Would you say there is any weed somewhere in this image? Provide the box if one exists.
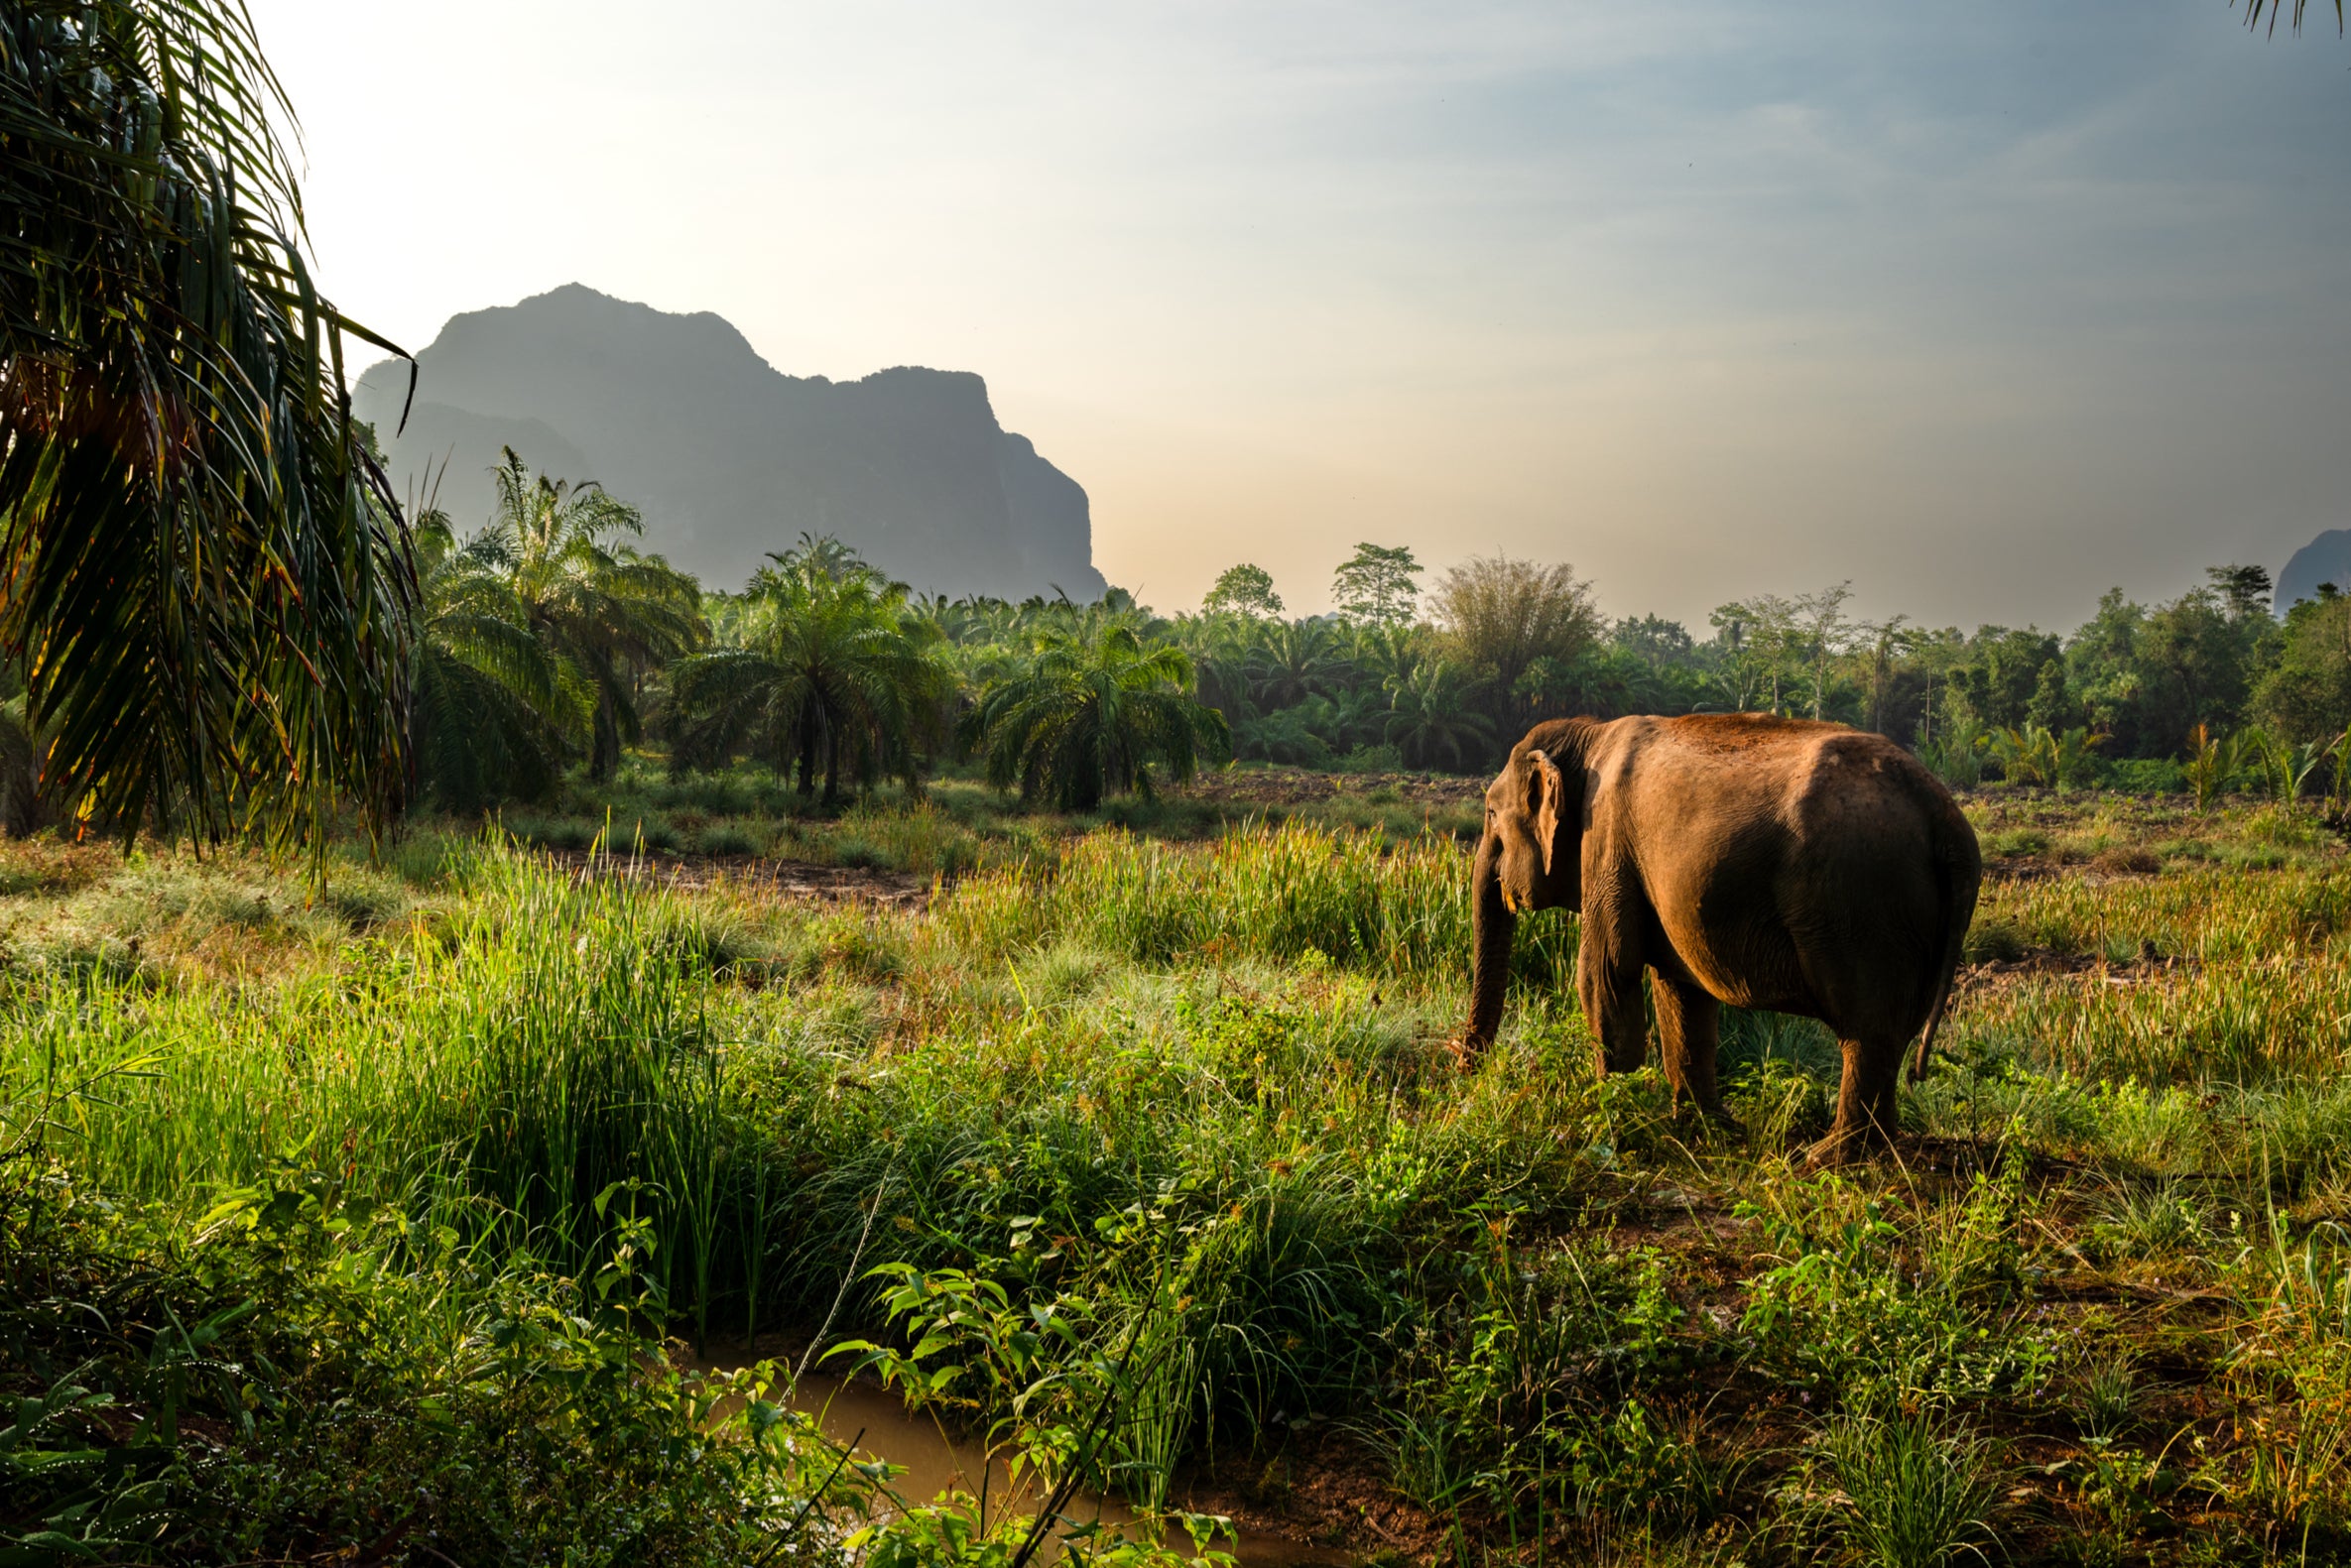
[1793,1403,2003,1568]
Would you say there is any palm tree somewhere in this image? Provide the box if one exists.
[1244,618,1349,710]
[409,509,580,812]
[483,449,702,780]
[0,0,414,847]
[669,538,950,802]
[1386,661,1496,772]
[963,625,1229,810]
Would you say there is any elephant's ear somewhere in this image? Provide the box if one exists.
[1532,750,1571,877]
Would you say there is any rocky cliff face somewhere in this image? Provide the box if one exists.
[2276,529,2351,613]
[352,285,1107,600]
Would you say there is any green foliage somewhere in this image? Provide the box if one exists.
[1200,563,1283,618]
[0,0,414,850]
[0,1161,873,1566]
[1984,723,2102,790]
[1330,543,1423,627]
[1740,1162,2054,1403]
[962,626,1228,810]
[482,448,704,781]
[1430,554,1603,735]
[670,536,950,802]
[410,507,577,811]
[1788,1403,2003,1568]
[2255,585,2351,747]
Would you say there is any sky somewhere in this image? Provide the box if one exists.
[248,1,2351,628]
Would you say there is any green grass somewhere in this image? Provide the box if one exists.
[8,789,2351,1563]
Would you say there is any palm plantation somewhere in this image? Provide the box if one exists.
[484,449,704,780]
[669,538,951,802]
[408,509,576,812]
[962,623,1229,809]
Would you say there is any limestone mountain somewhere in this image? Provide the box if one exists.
[352,285,1106,600]
[2276,528,2351,613]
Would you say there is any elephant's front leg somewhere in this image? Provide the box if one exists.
[1577,888,1648,1077]
[1654,977,1738,1128]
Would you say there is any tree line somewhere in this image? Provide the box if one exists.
[388,443,2351,815]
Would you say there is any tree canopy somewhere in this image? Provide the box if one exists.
[1,0,415,847]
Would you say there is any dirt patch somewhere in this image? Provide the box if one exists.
[1170,1426,1443,1561]
[540,848,930,909]
[1176,768,1486,809]
[1957,945,2198,994]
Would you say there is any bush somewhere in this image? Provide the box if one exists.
[2104,757,2186,795]
[0,1167,858,1567]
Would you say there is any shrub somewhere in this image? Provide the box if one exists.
[1794,1404,2003,1568]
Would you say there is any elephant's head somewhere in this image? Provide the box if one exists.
[1459,721,1592,1058]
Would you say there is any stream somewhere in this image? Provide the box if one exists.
[694,1347,1351,1566]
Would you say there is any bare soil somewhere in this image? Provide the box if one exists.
[1174,768,1486,808]
[542,848,931,909]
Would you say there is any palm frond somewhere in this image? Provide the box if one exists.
[0,0,415,850]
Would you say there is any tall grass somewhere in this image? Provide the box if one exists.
[0,843,766,1340]
[937,820,1574,986]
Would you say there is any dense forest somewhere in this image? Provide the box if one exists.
[381,447,2351,816]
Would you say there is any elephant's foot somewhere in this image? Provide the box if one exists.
[1802,1119,1889,1169]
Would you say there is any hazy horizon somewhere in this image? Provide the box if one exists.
[255,2,2351,630]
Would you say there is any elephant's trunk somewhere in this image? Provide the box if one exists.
[1460,834,1515,1058]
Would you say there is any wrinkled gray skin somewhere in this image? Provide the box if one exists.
[1459,713,1981,1165]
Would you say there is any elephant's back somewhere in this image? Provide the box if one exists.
[1611,716,1966,1025]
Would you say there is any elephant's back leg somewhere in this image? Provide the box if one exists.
[1781,813,1946,1164]
[1806,1031,1906,1165]
[1780,844,1946,1043]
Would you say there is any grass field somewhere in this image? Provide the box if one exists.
[4,782,2350,1565]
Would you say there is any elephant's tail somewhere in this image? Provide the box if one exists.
[1911,802,1983,1083]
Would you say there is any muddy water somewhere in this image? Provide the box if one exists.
[698,1349,1349,1566]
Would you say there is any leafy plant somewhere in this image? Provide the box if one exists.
[0,0,415,849]
[963,626,1229,811]
[1794,1403,2003,1568]
[671,535,949,802]
[2182,723,2259,812]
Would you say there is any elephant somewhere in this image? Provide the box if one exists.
[1458,713,1981,1164]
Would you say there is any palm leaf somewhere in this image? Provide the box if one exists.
[0,0,415,850]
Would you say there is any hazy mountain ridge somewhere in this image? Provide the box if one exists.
[353,285,1107,599]
[2278,529,2351,614]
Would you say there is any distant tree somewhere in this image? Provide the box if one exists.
[1850,616,1916,736]
[484,449,704,779]
[1793,582,1854,721]
[2064,589,2149,752]
[963,625,1229,810]
[0,0,415,847]
[1430,555,1602,739]
[2254,584,2351,746]
[409,509,578,812]
[1946,627,2064,735]
[1244,619,1349,709]
[1709,595,1801,713]
[1611,615,1696,669]
[1203,563,1284,618]
[1331,543,1423,627]
[1385,661,1495,771]
[2136,582,2265,749]
[669,539,948,801]
[2209,563,2276,623]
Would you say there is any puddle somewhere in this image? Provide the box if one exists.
[690,1343,1349,1566]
